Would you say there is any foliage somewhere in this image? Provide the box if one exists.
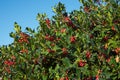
[0,0,120,80]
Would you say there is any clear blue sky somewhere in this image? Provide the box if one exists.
[0,0,81,46]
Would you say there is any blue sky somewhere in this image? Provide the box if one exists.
[0,0,81,46]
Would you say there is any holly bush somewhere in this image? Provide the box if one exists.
[0,0,120,80]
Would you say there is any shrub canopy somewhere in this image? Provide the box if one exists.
[0,0,120,80]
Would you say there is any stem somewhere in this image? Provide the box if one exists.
[80,72,82,80]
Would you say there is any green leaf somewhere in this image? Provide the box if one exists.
[79,0,84,4]
[36,13,46,21]
[52,7,57,13]
[62,57,71,67]
[26,27,35,34]
[3,77,8,80]
[9,32,16,38]
[52,2,66,14]
[14,22,21,33]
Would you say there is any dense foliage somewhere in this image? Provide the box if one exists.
[0,0,120,80]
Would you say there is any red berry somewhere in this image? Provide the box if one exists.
[111,26,116,31]
[65,76,69,80]
[34,58,39,64]
[61,28,66,33]
[60,77,64,80]
[47,48,55,53]
[70,36,76,43]
[64,17,76,29]
[90,34,94,39]
[86,51,91,59]
[11,55,16,60]
[62,48,68,55]
[115,48,120,54]
[67,21,75,28]
[20,49,28,53]
[42,57,47,63]
[60,76,69,80]
[102,21,106,26]
[18,37,29,43]
[4,60,15,66]
[103,36,108,42]
[20,32,29,39]
[64,17,71,22]
[56,38,61,41]
[45,19,50,24]
[51,43,55,47]
[106,58,111,63]
[84,6,90,13]
[45,35,55,41]
[45,35,49,40]
[45,18,51,28]
[49,36,55,41]
[102,53,106,58]
[5,67,11,73]
[83,76,92,80]
[95,75,99,80]
[78,60,86,67]
[47,48,51,53]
